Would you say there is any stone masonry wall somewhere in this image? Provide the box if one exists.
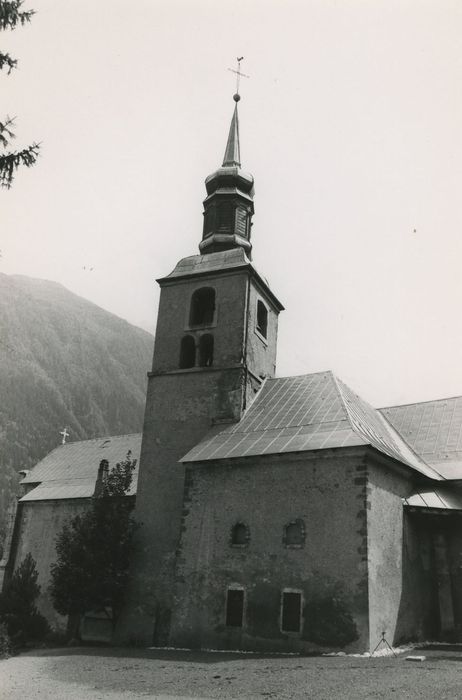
[170,448,370,652]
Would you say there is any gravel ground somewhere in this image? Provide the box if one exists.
[1,646,462,699]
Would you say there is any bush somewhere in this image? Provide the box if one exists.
[0,622,12,659]
[303,595,359,648]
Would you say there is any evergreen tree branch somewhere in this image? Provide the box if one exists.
[0,142,40,188]
[0,50,16,72]
[0,1,34,31]
[0,116,15,147]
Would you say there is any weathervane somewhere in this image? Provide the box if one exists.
[60,427,69,445]
[228,56,250,101]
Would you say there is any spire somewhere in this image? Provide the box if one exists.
[199,61,254,258]
[222,97,241,168]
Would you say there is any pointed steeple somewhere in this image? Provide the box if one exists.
[222,98,241,167]
[199,94,255,258]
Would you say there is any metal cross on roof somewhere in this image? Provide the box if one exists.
[228,57,250,98]
[60,427,70,445]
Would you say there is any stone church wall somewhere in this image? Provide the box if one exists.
[170,447,371,652]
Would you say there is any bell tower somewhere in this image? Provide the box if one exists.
[121,88,284,645]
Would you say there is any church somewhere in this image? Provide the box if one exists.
[3,90,462,653]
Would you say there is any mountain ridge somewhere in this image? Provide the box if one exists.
[0,272,153,542]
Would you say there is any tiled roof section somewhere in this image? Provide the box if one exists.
[381,397,462,479]
[20,433,142,502]
[160,249,251,280]
[404,487,462,510]
[182,372,440,478]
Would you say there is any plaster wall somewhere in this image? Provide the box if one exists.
[366,458,418,648]
[120,367,247,644]
[170,449,370,652]
[446,521,462,633]
[10,499,90,630]
[245,281,278,380]
[152,272,248,372]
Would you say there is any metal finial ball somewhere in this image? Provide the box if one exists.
[233,93,241,102]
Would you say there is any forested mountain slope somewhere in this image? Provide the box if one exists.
[0,273,153,542]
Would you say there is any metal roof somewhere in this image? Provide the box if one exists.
[404,487,462,511]
[222,102,241,167]
[160,249,251,280]
[20,433,142,502]
[157,249,284,311]
[181,372,440,479]
[381,397,462,479]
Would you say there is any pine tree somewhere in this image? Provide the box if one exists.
[0,552,49,644]
[50,453,139,639]
[0,1,39,188]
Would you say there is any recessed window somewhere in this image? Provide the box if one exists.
[231,522,250,547]
[198,334,214,367]
[226,587,245,627]
[179,335,195,369]
[256,300,268,338]
[281,590,302,634]
[283,519,305,548]
[190,287,215,327]
[217,202,233,233]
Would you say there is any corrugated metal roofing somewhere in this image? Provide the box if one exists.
[404,487,462,510]
[20,433,142,502]
[181,372,440,479]
[381,397,462,479]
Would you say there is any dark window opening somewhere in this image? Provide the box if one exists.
[190,287,215,327]
[198,334,214,367]
[283,519,305,547]
[217,202,234,233]
[203,207,216,237]
[281,591,302,633]
[179,335,196,369]
[256,300,268,338]
[226,588,244,627]
[231,522,249,546]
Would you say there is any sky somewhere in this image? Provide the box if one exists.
[2,0,462,407]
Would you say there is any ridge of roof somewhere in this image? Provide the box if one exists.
[381,395,462,410]
[332,375,442,480]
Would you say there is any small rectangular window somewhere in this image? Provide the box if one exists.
[226,588,244,627]
[281,591,302,633]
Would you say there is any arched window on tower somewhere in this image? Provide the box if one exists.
[179,335,196,369]
[198,334,214,367]
[190,287,215,327]
[256,300,268,338]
